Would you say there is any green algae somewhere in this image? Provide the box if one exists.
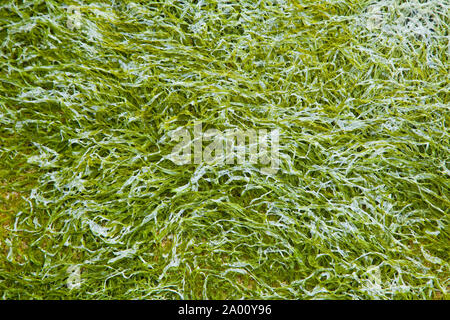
[0,0,448,299]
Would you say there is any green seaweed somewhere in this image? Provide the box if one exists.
[0,0,448,299]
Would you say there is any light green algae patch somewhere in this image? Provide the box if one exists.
[0,0,448,299]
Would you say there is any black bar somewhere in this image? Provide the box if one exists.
[0,300,445,319]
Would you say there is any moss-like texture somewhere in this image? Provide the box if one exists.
[0,0,448,299]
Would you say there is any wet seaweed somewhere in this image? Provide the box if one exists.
[0,0,448,299]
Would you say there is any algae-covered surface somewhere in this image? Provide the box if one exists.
[0,0,449,299]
